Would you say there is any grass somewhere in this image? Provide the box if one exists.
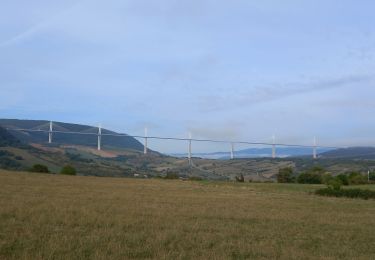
[0,170,375,259]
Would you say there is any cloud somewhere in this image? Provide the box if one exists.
[0,1,84,48]
[0,24,43,48]
[186,120,245,140]
[197,74,373,112]
[316,100,375,109]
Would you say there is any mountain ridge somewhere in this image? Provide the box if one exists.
[0,119,144,151]
[171,147,333,159]
[319,147,375,159]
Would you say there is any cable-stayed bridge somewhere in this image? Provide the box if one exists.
[5,121,345,165]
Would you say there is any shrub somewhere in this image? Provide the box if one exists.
[327,179,342,191]
[60,165,77,175]
[297,172,322,184]
[29,164,50,173]
[310,166,325,173]
[189,176,203,181]
[277,167,295,183]
[164,172,179,179]
[369,171,375,181]
[315,188,375,200]
[348,172,367,185]
[321,173,334,184]
[336,174,349,185]
[235,174,244,182]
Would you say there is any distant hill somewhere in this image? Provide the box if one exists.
[320,147,375,159]
[0,119,144,151]
[172,147,333,159]
[0,126,21,147]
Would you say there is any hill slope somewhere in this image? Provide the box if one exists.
[320,147,375,159]
[0,119,144,151]
[175,147,333,159]
[0,126,21,147]
[1,119,375,180]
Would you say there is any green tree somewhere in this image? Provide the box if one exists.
[327,179,342,191]
[336,174,349,185]
[321,173,334,184]
[60,165,77,175]
[369,171,375,181]
[277,167,294,183]
[310,166,325,173]
[297,172,322,184]
[348,172,366,185]
[164,172,179,179]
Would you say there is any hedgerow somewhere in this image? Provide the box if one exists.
[315,188,375,200]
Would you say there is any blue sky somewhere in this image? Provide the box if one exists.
[1,0,374,153]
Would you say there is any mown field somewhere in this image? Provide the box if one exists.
[0,170,374,259]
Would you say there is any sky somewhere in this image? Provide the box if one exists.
[0,0,375,153]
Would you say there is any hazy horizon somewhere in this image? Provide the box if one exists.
[1,0,374,153]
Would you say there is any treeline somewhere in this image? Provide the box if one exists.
[277,166,374,185]
[29,164,77,175]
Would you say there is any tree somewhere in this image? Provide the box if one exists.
[297,166,327,184]
[164,172,179,179]
[60,165,77,175]
[277,167,294,183]
[235,174,245,182]
[321,173,334,184]
[29,164,50,173]
[310,166,325,173]
[336,174,349,185]
[327,179,342,191]
[297,172,322,184]
[369,171,375,181]
[348,172,366,185]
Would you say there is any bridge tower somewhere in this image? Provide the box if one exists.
[144,127,148,155]
[97,124,102,151]
[272,134,276,159]
[48,121,53,144]
[188,132,192,166]
[230,142,234,160]
[313,136,317,159]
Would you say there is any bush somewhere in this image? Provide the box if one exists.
[235,174,244,182]
[277,167,295,183]
[29,164,50,173]
[348,172,367,185]
[327,179,342,191]
[315,188,375,200]
[321,173,334,184]
[296,166,328,184]
[369,171,375,181]
[60,165,77,175]
[164,172,179,179]
[336,174,349,185]
[297,172,322,184]
[310,166,325,174]
[189,176,203,181]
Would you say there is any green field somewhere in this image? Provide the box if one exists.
[1,170,374,259]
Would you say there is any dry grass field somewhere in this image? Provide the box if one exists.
[1,170,375,259]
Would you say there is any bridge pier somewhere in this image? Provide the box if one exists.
[144,127,148,155]
[48,121,53,144]
[97,124,102,151]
